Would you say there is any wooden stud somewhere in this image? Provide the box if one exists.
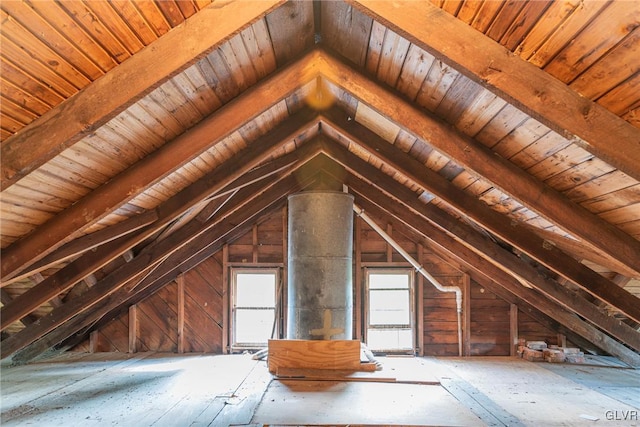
[89,331,98,353]
[462,274,471,357]
[222,244,230,354]
[252,224,259,263]
[177,275,185,354]
[416,244,425,356]
[510,303,518,357]
[128,304,137,353]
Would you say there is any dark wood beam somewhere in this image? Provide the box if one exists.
[0,123,323,330]
[2,211,159,286]
[316,143,640,355]
[384,210,603,357]
[319,108,640,323]
[1,49,321,280]
[1,160,310,360]
[0,0,285,188]
[346,179,640,367]
[315,50,640,277]
[349,0,640,182]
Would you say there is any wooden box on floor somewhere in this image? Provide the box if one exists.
[267,339,362,374]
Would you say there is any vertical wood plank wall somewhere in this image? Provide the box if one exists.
[84,209,564,357]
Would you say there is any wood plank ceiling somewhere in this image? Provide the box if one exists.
[1,0,639,364]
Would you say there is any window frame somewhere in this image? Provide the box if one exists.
[364,268,415,353]
[230,267,279,351]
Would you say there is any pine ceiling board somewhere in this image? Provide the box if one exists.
[599,204,640,228]
[620,219,640,238]
[499,0,552,52]
[396,44,437,102]
[155,0,188,27]
[525,144,594,182]
[597,72,640,119]
[515,0,581,61]
[581,184,640,215]
[544,156,615,193]
[242,19,278,80]
[486,0,528,43]
[491,117,551,160]
[414,58,459,113]
[53,1,134,64]
[564,170,638,205]
[0,75,52,122]
[108,1,160,45]
[375,27,411,88]
[203,49,242,103]
[0,59,64,111]
[135,96,185,141]
[544,2,640,85]
[265,0,314,67]
[469,0,503,33]
[509,131,571,171]
[435,75,485,125]
[570,29,640,100]
[473,104,529,149]
[222,36,260,89]
[0,35,80,98]
[0,105,31,134]
[527,1,606,68]
[82,1,147,56]
[321,0,373,67]
[454,88,508,138]
[181,65,224,112]
[365,20,386,76]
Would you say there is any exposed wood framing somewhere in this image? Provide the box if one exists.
[177,275,185,354]
[1,0,285,188]
[349,0,640,182]
[319,108,640,322]
[314,54,640,277]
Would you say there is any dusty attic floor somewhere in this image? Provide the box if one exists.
[1,352,638,426]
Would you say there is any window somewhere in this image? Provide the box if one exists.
[231,269,278,349]
[366,269,414,352]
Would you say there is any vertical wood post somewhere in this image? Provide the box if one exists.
[177,275,185,354]
[354,215,362,341]
[89,331,98,353]
[510,303,518,357]
[417,244,425,356]
[558,333,567,348]
[282,206,288,338]
[252,224,259,263]
[222,244,230,354]
[463,274,471,356]
[128,304,137,353]
[386,223,393,262]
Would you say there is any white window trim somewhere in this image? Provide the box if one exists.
[230,267,279,351]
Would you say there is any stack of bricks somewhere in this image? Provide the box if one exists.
[517,340,584,364]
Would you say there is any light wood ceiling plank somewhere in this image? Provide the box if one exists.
[349,0,640,182]
[1,0,285,189]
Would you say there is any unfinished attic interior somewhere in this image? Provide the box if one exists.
[1,0,639,425]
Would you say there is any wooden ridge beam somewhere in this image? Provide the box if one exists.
[0,125,322,331]
[319,108,640,323]
[316,142,640,354]
[314,50,640,278]
[346,178,640,367]
[348,0,640,183]
[1,0,285,188]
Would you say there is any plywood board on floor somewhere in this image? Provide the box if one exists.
[252,380,484,426]
[437,357,640,425]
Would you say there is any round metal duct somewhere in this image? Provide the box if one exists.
[287,191,354,340]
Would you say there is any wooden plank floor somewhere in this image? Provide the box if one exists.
[1,353,638,426]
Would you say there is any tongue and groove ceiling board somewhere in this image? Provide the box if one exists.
[0,0,638,363]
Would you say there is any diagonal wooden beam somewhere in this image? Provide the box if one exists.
[1,92,319,280]
[317,142,640,354]
[1,160,307,360]
[0,128,323,331]
[313,51,640,278]
[357,196,640,367]
[0,0,285,188]
[319,107,640,323]
[2,211,159,286]
[348,0,640,182]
